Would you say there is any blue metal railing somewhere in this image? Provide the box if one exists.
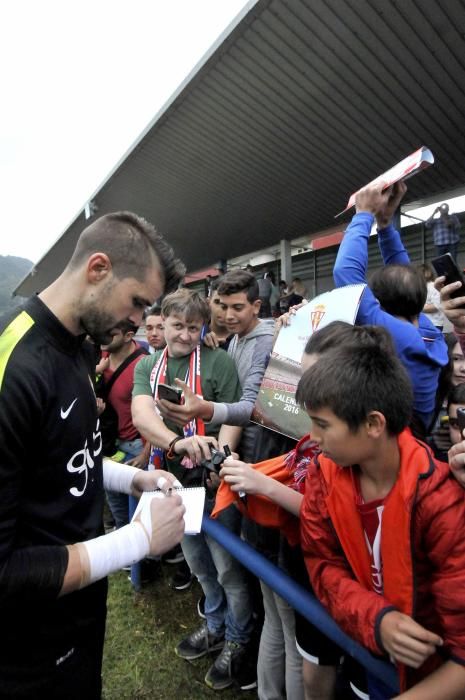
[202,515,399,695]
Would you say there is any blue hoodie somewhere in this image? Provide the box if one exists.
[334,212,448,429]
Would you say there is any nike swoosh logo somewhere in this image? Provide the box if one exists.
[61,398,78,419]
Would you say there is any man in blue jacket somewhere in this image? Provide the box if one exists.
[333,181,448,436]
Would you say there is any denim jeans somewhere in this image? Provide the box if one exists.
[106,438,144,529]
[181,503,253,645]
[257,581,304,700]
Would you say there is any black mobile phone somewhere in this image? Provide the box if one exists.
[457,407,465,435]
[158,384,183,404]
[431,254,465,304]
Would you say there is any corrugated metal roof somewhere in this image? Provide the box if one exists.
[16,0,465,295]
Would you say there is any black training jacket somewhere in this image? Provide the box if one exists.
[0,295,106,671]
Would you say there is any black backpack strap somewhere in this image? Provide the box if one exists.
[102,346,148,398]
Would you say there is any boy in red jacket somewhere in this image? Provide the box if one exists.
[298,326,465,699]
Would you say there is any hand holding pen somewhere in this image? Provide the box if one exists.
[219,456,270,504]
[222,446,246,503]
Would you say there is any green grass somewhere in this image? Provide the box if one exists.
[102,565,251,699]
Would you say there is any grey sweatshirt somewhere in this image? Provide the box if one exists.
[211,318,274,426]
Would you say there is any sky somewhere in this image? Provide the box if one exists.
[0,0,250,263]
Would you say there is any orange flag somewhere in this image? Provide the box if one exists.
[212,435,318,546]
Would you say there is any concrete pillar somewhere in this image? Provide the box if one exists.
[217,259,227,275]
[280,239,292,285]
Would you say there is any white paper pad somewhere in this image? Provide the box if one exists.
[132,487,206,535]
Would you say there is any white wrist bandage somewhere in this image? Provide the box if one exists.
[82,522,150,585]
[103,458,138,494]
[156,476,168,490]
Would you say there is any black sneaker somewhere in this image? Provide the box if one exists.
[171,559,194,591]
[235,654,258,691]
[175,622,224,660]
[162,544,184,565]
[239,677,258,692]
[204,640,246,690]
[197,594,206,619]
[234,627,260,691]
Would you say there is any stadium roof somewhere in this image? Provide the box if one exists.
[16,0,465,295]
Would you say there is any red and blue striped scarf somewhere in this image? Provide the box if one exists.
[149,345,205,470]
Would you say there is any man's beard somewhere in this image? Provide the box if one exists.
[81,308,119,346]
[101,337,125,353]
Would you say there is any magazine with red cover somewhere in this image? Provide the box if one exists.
[336,146,434,217]
[251,284,365,440]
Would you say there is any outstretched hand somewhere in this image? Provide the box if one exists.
[376,181,407,229]
[354,180,407,229]
[355,181,390,216]
[275,301,308,329]
[436,278,465,332]
[156,379,212,426]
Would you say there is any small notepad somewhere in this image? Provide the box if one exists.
[132,487,206,535]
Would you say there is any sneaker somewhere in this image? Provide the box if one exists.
[234,628,259,691]
[197,594,206,619]
[204,640,246,690]
[171,559,194,591]
[175,622,224,660]
[235,656,258,691]
[162,544,185,565]
[239,677,258,692]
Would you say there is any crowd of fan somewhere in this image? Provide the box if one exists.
[3,176,464,699]
[95,181,465,700]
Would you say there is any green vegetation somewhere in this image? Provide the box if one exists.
[0,255,33,315]
[103,568,248,700]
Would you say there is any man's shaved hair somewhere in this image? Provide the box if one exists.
[68,211,185,293]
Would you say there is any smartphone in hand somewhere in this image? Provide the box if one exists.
[432,254,465,308]
[158,384,183,404]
